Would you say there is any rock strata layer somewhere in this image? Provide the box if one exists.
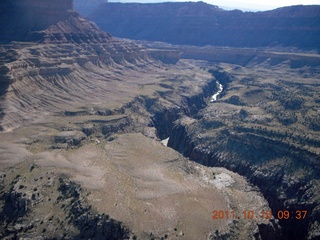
[86,2,320,50]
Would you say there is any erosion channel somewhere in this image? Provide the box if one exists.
[155,61,320,240]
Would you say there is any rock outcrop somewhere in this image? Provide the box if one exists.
[0,164,130,239]
[53,131,86,148]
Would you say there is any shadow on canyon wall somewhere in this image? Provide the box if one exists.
[83,2,320,51]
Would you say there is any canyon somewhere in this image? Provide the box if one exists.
[166,62,320,240]
[0,0,319,240]
[0,0,280,239]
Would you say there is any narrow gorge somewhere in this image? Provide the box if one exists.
[154,63,320,240]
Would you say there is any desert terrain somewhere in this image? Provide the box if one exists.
[1,1,320,240]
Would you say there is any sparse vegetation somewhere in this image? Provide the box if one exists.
[0,2,319,239]
[169,62,320,240]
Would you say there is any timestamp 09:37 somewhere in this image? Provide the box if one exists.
[212,209,308,220]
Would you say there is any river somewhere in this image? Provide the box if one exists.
[210,81,223,102]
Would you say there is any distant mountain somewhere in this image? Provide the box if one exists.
[85,2,320,50]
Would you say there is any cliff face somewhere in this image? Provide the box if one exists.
[166,63,320,240]
[0,0,74,42]
[180,46,320,68]
[86,2,320,51]
[169,121,320,240]
[0,0,114,44]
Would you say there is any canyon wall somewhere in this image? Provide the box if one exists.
[169,122,320,240]
[180,46,320,68]
[165,66,320,240]
[0,0,75,42]
[86,2,320,51]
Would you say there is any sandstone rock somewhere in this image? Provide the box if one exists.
[54,131,86,146]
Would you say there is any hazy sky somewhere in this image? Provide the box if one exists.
[109,0,320,11]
